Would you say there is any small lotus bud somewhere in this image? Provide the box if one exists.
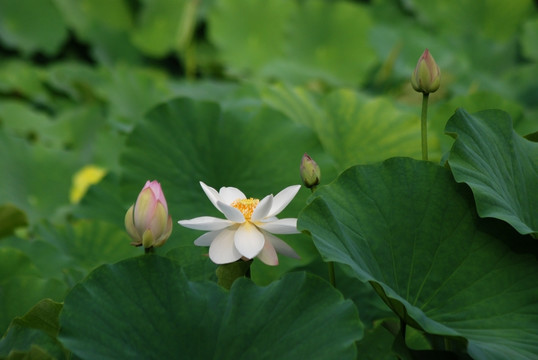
[125,180,173,248]
[300,153,321,188]
[411,49,440,94]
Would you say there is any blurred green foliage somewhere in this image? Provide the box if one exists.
[0,0,536,358]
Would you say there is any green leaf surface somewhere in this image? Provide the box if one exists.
[0,131,79,224]
[445,109,538,236]
[209,0,295,74]
[0,61,50,104]
[72,173,127,225]
[59,255,362,359]
[284,0,376,85]
[94,66,172,126]
[9,299,62,337]
[0,299,65,359]
[0,0,67,55]
[0,248,67,334]
[0,100,56,146]
[45,62,102,102]
[165,245,217,282]
[355,323,398,360]
[53,0,138,64]
[409,0,533,41]
[521,18,538,61]
[36,220,140,274]
[319,90,426,167]
[0,237,71,284]
[131,0,192,56]
[260,83,324,129]
[430,92,525,155]
[261,86,432,169]
[209,0,376,84]
[298,157,538,360]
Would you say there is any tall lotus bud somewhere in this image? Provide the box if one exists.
[125,180,173,248]
[300,153,321,189]
[411,49,440,94]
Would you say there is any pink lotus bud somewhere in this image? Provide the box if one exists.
[125,180,172,248]
[411,49,441,94]
[300,153,321,189]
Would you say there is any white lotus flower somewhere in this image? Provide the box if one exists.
[178,182,301,266]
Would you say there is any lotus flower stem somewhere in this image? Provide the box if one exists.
[421,93,429,161]
[144,247,155,255]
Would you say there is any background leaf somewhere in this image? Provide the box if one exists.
[131,0,194,56]
[0,0,67,56]
[0,248,67,334]
[0,299,66,359]
[408,0,533,41]
[208,0,296,75]
[0,130,79,225]
[0,204,28,239]
[209,0,376,84]
[298,157,538,359]
[59,255,362,359]
[445,108,538,236]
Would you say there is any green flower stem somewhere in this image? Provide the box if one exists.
[144,247,155,254]
[216,260,253,290]
[421,93,430,161]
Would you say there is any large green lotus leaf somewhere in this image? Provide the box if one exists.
[120,97,325,282]
[35,220,140,274]
[260,86,434,169]
[298,158,538,360]
[319,90,429,169]
[165,245,218,282]
[445,109,538,236]
[0,248,67,334]
[59,255,362,359]
[0,299,66,359]
[259,82,324,129]
[208,0,296,74]
[0,0,67,55]
[290,257,393,329]
[0,131,79,225]
[0,219,139,287]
